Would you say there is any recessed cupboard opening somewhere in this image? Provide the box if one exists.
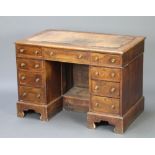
[61,63,90,112]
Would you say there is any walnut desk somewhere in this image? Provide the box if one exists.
[16,30,145,133]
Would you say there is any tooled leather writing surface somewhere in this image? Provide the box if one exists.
[16,30,144,54]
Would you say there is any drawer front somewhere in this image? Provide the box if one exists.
[18,71,43,88]
[17,58,44,71]
[91,53,121,67]
[91,80,120,98]
[91,95,119,115]
[90,66,121,82]
[43,48,90,65]
[19,86,45,104]
[16,45,42,58]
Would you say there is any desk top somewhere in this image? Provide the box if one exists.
[16,30,145,54]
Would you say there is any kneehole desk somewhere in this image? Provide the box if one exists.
[16,30,145,133]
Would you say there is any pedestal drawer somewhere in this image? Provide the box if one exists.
[91,80,120,98]
[90,66,121,82]
[16,45,42,58]
[91,53,121,67]
[19,86,45,104]
[43,47,90,65]
[91,95,120,115]
[18,71,43,88]
[17,58,44,71]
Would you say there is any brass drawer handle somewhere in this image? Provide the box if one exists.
[78,54,83,59]
[21,76,26,80]
[35,78,40,83]
[50,51,54,56]
[34,64,40,68]
[111,58,116,63]
[111,105,115,109]
[19,49,25,53]
[95,56,99,61]
[110,87,116,93]
[111,72,116,78]
[94,85,99,90]
[95,72,99,76]
[20,63,26,67]
[95,103,100,107]
[35,51,40,55]
[22,92,27,97]
[36,94,41,99]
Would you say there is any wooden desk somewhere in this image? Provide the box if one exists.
[16,30,145,133]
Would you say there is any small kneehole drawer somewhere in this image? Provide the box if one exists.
[43,47,90,65]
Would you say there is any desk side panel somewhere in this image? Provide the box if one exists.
[121,54,143,115]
